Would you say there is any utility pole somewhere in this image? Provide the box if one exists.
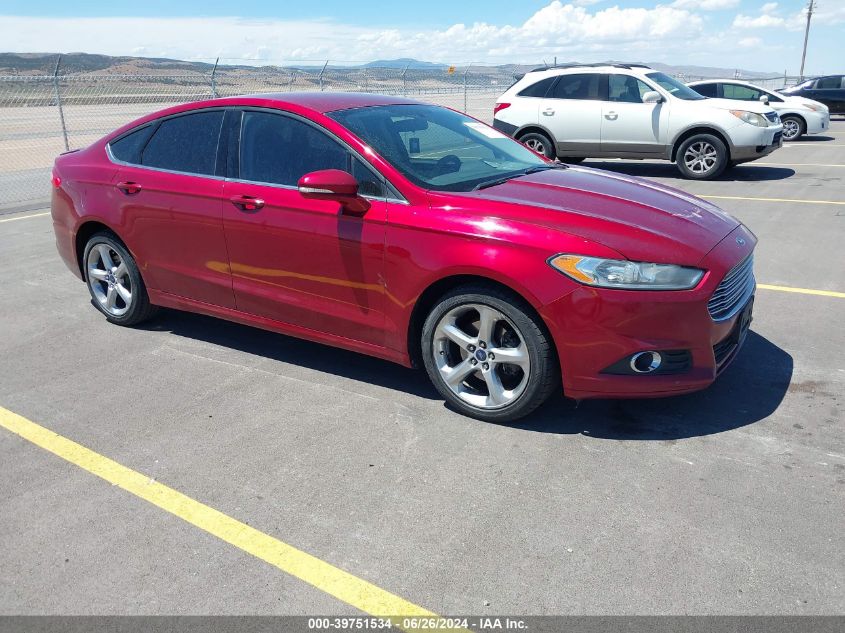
[799,0,815,81]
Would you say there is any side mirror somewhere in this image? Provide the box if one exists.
[298,169,370,215]
[758,94,770,104]
[642,91,663,104]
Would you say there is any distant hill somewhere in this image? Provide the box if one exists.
[0,52,780,79]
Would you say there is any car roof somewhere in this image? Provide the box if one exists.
[217,91,425,113]
[525,64,654,78]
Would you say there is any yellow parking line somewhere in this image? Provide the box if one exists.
[0,406,441,625]
[753,163,845,167]
[758,284,845,298]
[701,195,845,206]
[0,211,50,223]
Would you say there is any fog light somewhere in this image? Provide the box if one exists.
[629,351,662,373]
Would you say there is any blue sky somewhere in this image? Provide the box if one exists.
[1,1,842,74]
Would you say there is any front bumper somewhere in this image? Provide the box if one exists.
[729,123,783,161]
[806,110,830,135]
[540,224,757,400]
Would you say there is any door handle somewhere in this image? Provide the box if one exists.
[542,108,555,116]
[116,181,142,195]
[229,195,265,211]
[604,111,618,120]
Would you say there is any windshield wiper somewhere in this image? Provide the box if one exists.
[473,164,566,191]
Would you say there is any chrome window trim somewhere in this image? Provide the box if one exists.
[105,144,227,181]
[223,175,409,205]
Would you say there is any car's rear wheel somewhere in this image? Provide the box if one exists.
[518,131,555,159]
[83,233,157,326]
[421,285,558,422]
[781,115,805,141]
[676,134,728,180]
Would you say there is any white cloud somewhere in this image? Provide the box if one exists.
[738,36,763,47]
[671,0,739,10]
[732,13,785,28]
[0,2,703,64]
[761,2,778,13]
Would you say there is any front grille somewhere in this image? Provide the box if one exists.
[708,254,755,321]
[765,111,779,123]
[713,337,736,367]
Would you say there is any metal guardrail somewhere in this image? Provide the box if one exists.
[0,58,803,209]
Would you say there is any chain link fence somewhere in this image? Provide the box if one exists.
[0,58,800,210]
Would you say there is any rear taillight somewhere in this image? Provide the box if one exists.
[51,172,61,188]
[493,102,511,116]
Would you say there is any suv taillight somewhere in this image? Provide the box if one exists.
[493,102,511,116]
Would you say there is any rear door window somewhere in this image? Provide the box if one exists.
[141,110,224,176]
[517,77,557,98]
[548,73,600,100]
[722,84,763,101]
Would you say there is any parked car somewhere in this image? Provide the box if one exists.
[688,79,829,141]
[51,93,756,422]
[493,63,783,180]
[778,75,845,115]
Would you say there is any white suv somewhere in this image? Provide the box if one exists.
[493,63,784,180]
[687,79,830,141]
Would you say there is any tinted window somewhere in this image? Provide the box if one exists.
[548,73,600,100]
[692,83,718,98]
[722,84,762,101]
[350,157,385,197]
[518,77,556,97]
[109,125,155,164]
[608,75,653,103]
[239,111,348,187]
[815,76,843,89]
[142,111,223,175]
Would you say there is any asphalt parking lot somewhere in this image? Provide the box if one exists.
[1,120,843,618]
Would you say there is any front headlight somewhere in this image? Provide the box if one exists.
[730,110,768,127]
[549,254,704,290]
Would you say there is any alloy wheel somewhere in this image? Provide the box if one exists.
[523,138,546,154]
[431,303,531,410]
[782,119,801,140]
[683,141,719,175]
[86,243,133,317]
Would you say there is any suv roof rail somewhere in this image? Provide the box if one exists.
[528,62,652,73]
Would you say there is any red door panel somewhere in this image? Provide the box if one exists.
[112,166,235,308]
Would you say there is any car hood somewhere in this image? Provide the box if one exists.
[455,166,741,264]
[783,95,828,110]
[700,97,775,115]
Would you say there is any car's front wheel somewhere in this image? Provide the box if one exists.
[517,131,555,159]
[421,285,558,422]
[781,115,805,141]
[83,232,157,326]
[676,134,728,180]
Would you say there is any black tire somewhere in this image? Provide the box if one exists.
[781,115,805,141]
[675,133,728,180]
[421,284,559,423]
[82,232,157,326]
[561,157,585,164]
[517,131,556,159]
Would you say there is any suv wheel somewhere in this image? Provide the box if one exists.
[83,232,157,326]
[676,134,728,180]
[781,115,805,141]
[518,132,555,159]
[421,285,558,422]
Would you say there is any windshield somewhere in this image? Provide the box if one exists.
[782,79,814,93]
[328,104,549,192]
[646,72,706,100]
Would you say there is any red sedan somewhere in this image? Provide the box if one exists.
[51,93,756,422]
